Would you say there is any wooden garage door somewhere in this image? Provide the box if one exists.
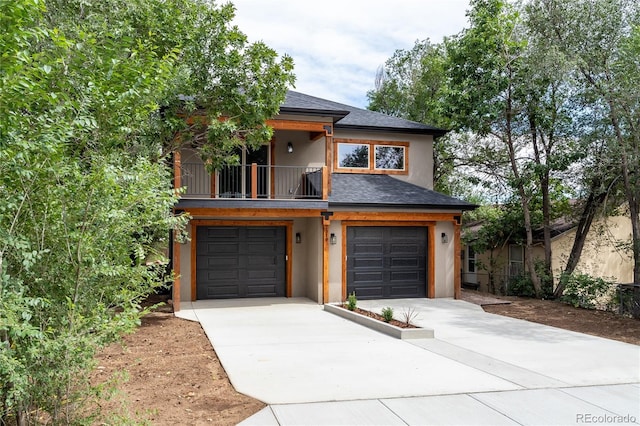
[346,226,427,299]
[196,226,286,299]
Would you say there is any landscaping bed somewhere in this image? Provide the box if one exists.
[324,303,434,339]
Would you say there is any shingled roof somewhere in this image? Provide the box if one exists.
[281,91,447,136]
[329,174,477,210]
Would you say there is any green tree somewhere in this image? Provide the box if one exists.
[527,0,640,287]
[0,0,294,422]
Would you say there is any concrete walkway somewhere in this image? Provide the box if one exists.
[176,298,640,425]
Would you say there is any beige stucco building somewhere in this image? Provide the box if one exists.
[170,91,475,309]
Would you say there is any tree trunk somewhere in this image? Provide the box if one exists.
[554,180,607,297]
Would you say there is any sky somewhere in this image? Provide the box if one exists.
[230,0,471,109]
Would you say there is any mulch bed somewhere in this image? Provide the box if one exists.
[339,305,418,328]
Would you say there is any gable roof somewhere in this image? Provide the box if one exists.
[329,174,477,210]
[281,91,447,136]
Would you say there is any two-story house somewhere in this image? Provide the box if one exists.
[170,91,475,310]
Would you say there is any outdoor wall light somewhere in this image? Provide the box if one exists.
[296,232,301,243]
[330,233,337,245]
[287,141,294,153]
[441,232,449,244]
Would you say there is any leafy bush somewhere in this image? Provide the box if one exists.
[381,307,394,322]
[506,274,537,297]
[561,273,616,310]
[346,292,357,311]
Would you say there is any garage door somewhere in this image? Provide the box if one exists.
[196,226,286,299]
[346,226,427,299]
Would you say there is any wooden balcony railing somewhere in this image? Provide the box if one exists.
[178,161,328,200]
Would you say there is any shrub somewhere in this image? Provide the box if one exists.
[346,292,357,311]
[561,273,616,310]
[381,307,394,322]
[401,307,419,326]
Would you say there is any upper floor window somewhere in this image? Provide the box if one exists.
[334,139,408,174]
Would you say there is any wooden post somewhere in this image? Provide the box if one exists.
[428,226,435,298]
[172,229,181,312]
[251,163,257,199]
[322,218,330,304]
[322,166,328,200]
[454,222,461,299]
[173,151,181,195]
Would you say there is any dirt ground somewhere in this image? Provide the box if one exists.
[465,290,640,346]
[94,292,639,424]
[93,296,264,425]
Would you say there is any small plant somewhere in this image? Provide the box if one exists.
[400,307,419,326]
[346,292,357,311]
[381,306,394,322]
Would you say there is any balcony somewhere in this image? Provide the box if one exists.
[178,162,328,200]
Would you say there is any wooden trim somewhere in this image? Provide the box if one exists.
[286,222,293,297]
[454,222,461,299]
[184,208,324,218]
[341,220,436,227]
[322,166,328,200]
[191,220,294,300]
[326,134,333,193]
[192,219,293,227]
[333,139,409,175]
[251,163,258,199]
[323,221,330,303]
[331,211,457,222]
[190,222,197,301]
[172,229,181,311]
[270,138,276,199]
[173,151,182,193]
[267,119,329,132]
[341,222,347,302]
[428,226,435,298]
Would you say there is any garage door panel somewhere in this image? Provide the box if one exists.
[247,241,279,254]
[389,243,421,254]
[352,257,383,268]
[389,285,422,297]
[390,271,421,281]
[390,257,420,267]
[196,226,286,299]
[347,226,427,300]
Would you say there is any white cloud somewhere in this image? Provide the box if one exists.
[231,0,471,108]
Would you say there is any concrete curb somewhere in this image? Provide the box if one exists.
[324,303,435,339]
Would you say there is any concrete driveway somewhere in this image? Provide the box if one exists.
[177,297,640,425]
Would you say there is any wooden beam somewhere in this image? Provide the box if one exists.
[331,211,458,222]
[172,229,181,311]
[428,226,435,298]
[341,222,347,302]
[323,221,329,304]
[266,119,329,132]
[251,163,257,199]
[183,208,324,218]
[190,222,197,301]
[322,166,328,201]
[173,151,182,194]
[286,222,293,297]
[454,222,461,299]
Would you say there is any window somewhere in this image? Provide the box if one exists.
[375,145,405,171]
[508,245,524,277]
[467,246,476,273]
[334,139,408,174]
[337,143,369,169]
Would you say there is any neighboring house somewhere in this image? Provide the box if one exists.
[170,91,476,310]
[463,208,634,294]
